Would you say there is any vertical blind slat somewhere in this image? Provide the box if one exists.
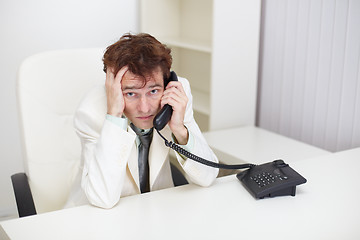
[258,0,360,152]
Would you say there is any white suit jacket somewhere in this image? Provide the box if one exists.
[66,77,219,209]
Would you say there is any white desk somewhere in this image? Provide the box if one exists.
[1,148,359,240]
[203,126,330,164]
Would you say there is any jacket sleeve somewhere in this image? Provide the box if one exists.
[74,86,136,209]
[174,78,219,187]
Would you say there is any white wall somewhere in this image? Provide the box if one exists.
[257,0,360,152]
[0,0,138,219]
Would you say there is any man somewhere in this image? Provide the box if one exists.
[66,33,219,209]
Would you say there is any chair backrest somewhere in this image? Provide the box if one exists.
[17,49,105,213]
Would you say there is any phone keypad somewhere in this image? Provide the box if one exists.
[250,172,288,188]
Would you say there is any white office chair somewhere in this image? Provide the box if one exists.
[12,48,188,217]
[12,48,106,217]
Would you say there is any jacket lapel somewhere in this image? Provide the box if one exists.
[126,125,172,191]
[149,126,172,188]
[127,126,140,190]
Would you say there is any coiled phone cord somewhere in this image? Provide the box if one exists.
[156,129,255,170]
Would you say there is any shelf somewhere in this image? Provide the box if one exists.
[191,89,210,115]
[141,0,261,130]
[161,37,212,53]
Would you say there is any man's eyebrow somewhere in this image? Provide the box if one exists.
[148,83,163,88]
[123,83,163,91]
[123,85,139,91]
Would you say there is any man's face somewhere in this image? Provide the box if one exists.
[122,69,164,129]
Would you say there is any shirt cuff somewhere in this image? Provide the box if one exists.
[172,129,194,164]
[105,114,127,130]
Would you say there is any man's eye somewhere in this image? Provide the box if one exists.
[150,89,158,94]
[126,92,135,97]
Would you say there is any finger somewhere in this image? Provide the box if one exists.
[164,83,184,95]
[161,97,177,110]
[162,92,186,105]
[163,87,188,104]
[114,66,129,84]
[166,81,185,93]
[106,68,115,84]
[165,83,187,102]
[161,94,187,110]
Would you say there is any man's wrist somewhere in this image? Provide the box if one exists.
[172,127,194,163]
[107,111,123,118]
[173,125,189,145]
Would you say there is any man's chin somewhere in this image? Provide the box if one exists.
[132,120,154,130]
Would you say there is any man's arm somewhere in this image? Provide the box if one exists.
[105,66,128,117]
[166,78,219,187]
[74,86,136,209]
[75,66,136,209]
[161,80,189,145]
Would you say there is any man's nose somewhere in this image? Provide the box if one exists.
[138,96,150,113]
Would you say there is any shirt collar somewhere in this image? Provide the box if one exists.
[130,123,153,147]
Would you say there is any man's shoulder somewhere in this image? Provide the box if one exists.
[178,76,189,85]
[177,76,191,92]
[76,84,107,115]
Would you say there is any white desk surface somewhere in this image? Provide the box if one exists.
[1,148,359,240]
[203,126,330,164]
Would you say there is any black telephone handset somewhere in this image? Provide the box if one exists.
[153,72,307,199]
[236,160,307,199]
[153,71,178,131]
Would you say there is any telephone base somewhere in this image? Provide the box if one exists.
[236,160,306,199]
[258,186,296,199]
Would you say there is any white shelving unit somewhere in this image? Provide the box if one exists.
[140,0,261,131]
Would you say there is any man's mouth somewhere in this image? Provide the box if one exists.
[137,115,153,120]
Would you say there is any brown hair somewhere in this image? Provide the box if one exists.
[103,33,172,81]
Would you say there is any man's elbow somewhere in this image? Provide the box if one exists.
[191,168,219,187]
[83,184,120,209]
[87,195,119,209]
[90,200,117,209]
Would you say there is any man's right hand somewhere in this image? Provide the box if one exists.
[105,66,128,117]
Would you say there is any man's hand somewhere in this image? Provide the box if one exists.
[161,81,189,145]
[105,66,128,117]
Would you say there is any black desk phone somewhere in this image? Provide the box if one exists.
[236,160,307,199]
[154,71,307,199]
